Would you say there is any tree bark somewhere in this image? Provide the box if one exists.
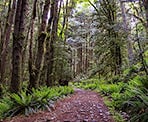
[28,0,50,90]
[143,0,148,29]
[40,0,56,86]
[0,0,16,84]
[119,0,134,66]
[46,0,59,86]
[76,43,82,75]
[10,0,27,93]
[28,0,37,88]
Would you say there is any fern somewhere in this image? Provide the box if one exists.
[122,88,148,122]
[0,86,74,119]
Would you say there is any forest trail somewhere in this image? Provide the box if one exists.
[5,89,114,122]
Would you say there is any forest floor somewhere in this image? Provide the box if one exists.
[4,89,114,122]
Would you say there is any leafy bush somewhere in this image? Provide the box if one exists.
[83,83,97,90]
[122,88,148,122]
[72,78,100,90]
[0,97,13,118]
[106,76,146,110]
[129,78,141,87]
[0,86,74,119]
[110,90,133,110]
[140,76,148,89]
[72,78,126,95]
[107,75,122,84]
[72,76,148,122]
[128,75,148,89]
[99,84,122,95]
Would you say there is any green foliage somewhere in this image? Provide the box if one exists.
[108,75,121,84]
[0,86,74,119]
[8,91,34,117]
[128,75,143,87]
[72,78,125,95]
[110,91,132,109]
[73,75,147,121]
[83,83,97,90]
[0,84,9,97]
[106,76,148,121]
[122,88,148,122]
[0,97,13,119]
[53,41,72,82]
[99,84,121,95]
[140,76,148,89]
[145,50,148,64]
[107,75,147,110]
[128,75,148,89]
[72,78,100,90]
[123,66,137,76]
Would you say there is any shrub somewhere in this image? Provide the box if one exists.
[83,83,97,90]
[140,76,148,89]
[99,84,121,95]
[107,75,122,84]
[128,75,148,89]
[122,88,148,122]
[0,97,13,118]
[72,78,100,90]
[0,86,74,119]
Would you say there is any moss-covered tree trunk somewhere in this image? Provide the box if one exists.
[143,0,148,31]
[76,43,83,75]
[10,0,27,93]
[104,0,122,75]
[28,0,50,90]
[46,0,59,86]
[0,0,16,87]
[119,0,134,66]
[143,0,148,75]
[40,0,56,86]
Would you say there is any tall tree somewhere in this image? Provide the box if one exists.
[96,0,122,75]
[119,0,134,66]
[143,0,148,31]
[0,0,16,84]
[40,0,56,86]
[10,0,28,93]
[87,0,123,76]
[28,0,50,89]
[28,0,37,87]
[46,0,60,86]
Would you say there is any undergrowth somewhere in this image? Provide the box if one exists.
[72,75,148,122]
[0,86,74,119]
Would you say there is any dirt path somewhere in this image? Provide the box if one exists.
[4,89,114,122]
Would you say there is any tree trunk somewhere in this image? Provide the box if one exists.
[10,0,27,93]
[0,0,16,85]
[143,0,148,30]
[76,43,82,75]
[28,0,50,89]
[73,49,76,78]
[119,0,134,66]
[40,0,56,86]
[28,0,37,88]
[46,0,59,86]
[115,43,122,75]
[143,0,148,41]
[85,39,88,74]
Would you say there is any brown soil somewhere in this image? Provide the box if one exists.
[4,89,114,122]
